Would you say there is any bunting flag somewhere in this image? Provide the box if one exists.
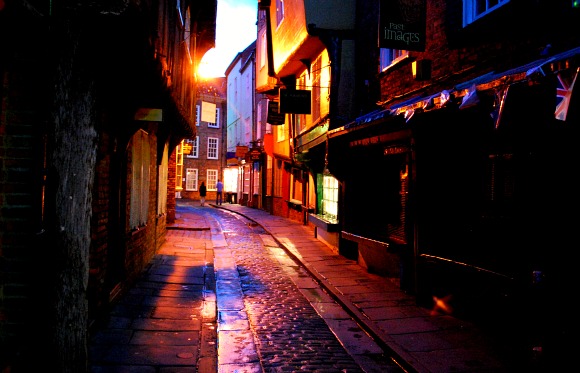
[555,67,578,121]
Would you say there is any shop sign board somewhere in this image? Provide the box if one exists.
[379,0,426,52]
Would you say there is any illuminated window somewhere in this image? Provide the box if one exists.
[276,121,286,141]
[380,48,408,72]
[185,137,199,158]
[207,137,218,159]
[312,56,321,122]
[185,168,198,191]
[208,108,220,128]
[207,169,218,190]
[463,0,510,26]
[322,175,338,221]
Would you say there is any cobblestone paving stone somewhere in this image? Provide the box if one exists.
[213,209,367,373]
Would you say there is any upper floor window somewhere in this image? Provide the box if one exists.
[463,0,510,26]
[276,0,284,27]
[260,31,267,69]
[196,104,200,126]
[185,137,199,158]
[208,108,220,128]
[311,56,321,123]
[380,48,409,72]
[207,137,218,159]
[296,73,307,134]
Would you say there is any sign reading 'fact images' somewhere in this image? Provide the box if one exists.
[379,0,426,52]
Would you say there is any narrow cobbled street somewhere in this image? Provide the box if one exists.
[89,203,404,373]
[211,206,402,373]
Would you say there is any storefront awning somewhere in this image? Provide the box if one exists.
[331,45,580,139]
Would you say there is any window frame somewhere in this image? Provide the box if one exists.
[185,168,198,191]
[130,129,150,230]
[208,107,220,128]
[207,169,218,191]
[463,0,510,27]
[380,48,409,72]
[321,174,338,222]
[185,137,199,158]
[207,137,219,159]
[196,104,200,126]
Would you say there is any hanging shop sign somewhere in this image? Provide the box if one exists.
[379,0,426,52]
[279,89,311,114]
[267,101,285,125]
[182,143,193,155]
[236,145,249,158]
[246,148,262,162]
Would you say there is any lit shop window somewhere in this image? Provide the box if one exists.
[322,175,338,222]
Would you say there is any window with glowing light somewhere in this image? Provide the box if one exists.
[185,137,199,158]
[207,169,218,190]
[208,108,220,128]
[312,56,321,123]
[322,175,338,222]
[185,168,198,191]
[380,48,409,72]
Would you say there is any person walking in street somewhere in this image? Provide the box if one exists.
[199,181,207,206]
[216,179,223,205]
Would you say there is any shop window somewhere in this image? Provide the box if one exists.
[130,129,150,229]
[290,169,303,204]
[322,174,338,222]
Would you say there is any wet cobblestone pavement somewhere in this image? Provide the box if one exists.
[89,204,404,373]
[208,207,403,373]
